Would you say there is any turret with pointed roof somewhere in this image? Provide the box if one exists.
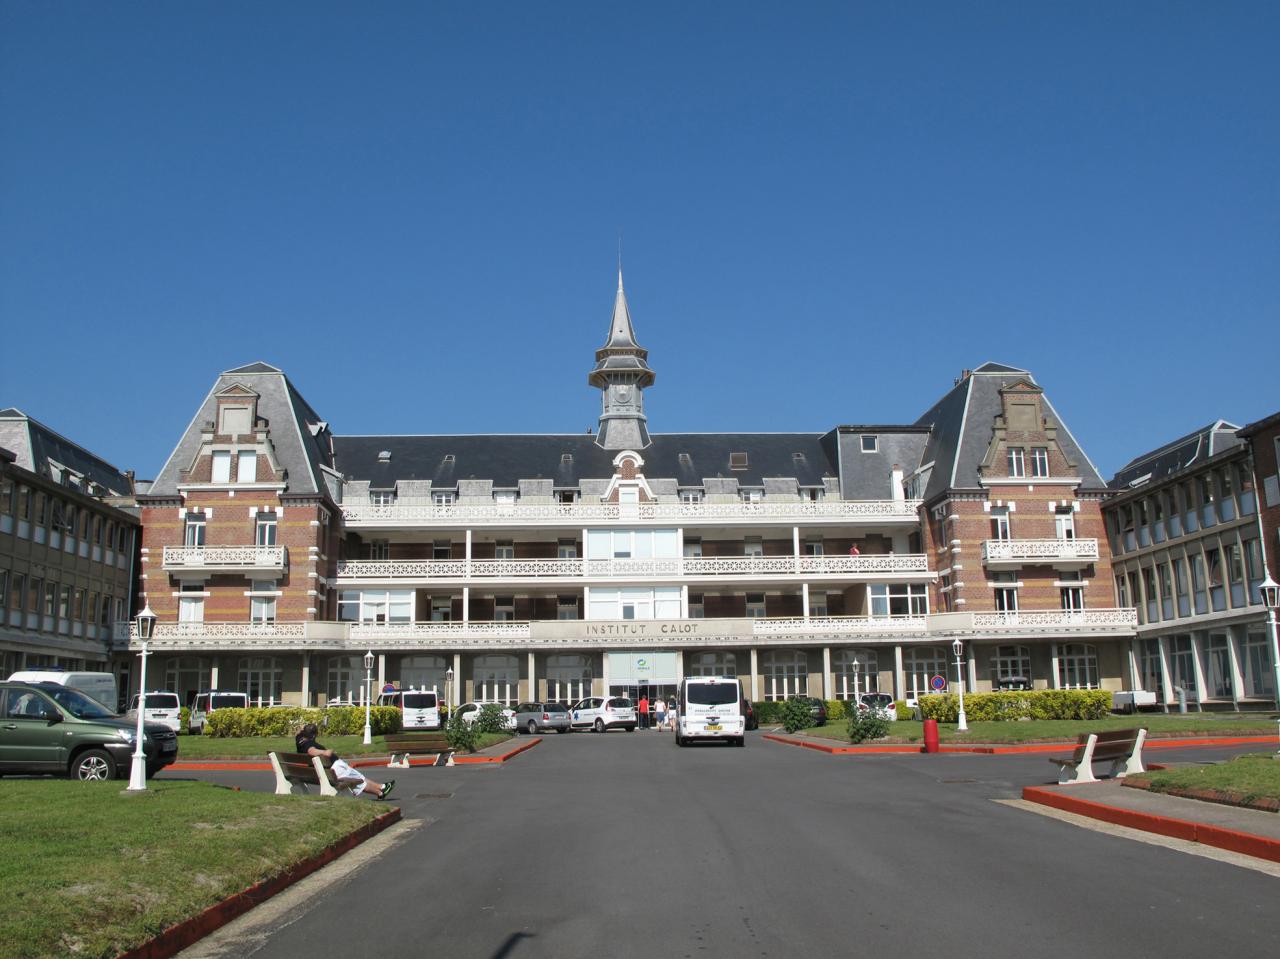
[588,269,655,449]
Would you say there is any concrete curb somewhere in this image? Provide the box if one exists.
[115,807,403,959]
[762,733,1274,755]
[169,737,540,771]
[1021,785,1280,864]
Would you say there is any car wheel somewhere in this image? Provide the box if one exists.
[71,749,116,781]
[594,718,604,733]
[625,725,635,732]
[735,737,745,747]
[527,720,538,735]
[556,727,567,733]
[676,735,685,747]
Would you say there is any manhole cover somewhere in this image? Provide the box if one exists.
[414,792,454,800]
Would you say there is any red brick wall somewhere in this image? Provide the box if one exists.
[1249,422,1280,576]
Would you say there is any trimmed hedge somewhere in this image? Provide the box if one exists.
[204,706,401,738]
[753,701,784,725]
[823,699,847,722]
[916,689,1112,722]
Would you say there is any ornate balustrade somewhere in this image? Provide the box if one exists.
[162,545,288,572]
[752,615,929,635]
[340,498,923,528]
[970,608,1137,633]
[335,553,930,582]
[980,538,1099,567]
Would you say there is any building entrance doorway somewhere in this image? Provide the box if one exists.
[610,683,676,727]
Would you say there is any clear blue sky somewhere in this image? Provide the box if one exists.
[2,2,1276,482]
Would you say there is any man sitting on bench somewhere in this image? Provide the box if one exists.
[295,723,395,801]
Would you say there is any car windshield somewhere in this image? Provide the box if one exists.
[544,703,568,713]
[402,693,437,708]
[687,684,738,706]
[48,686,117,719]
[211,694,247,710]
[144,694,179,709]
[609,698,633,708]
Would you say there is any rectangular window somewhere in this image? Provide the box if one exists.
[1054,506,1075,540]
[433,540,453,560]
[1007,447,1025,477]
[557,539,577,559]
[369,540,390,561]
[236,452,257,483]
[255,512,277,546]
[495,541,515,560]
[1157,563,1173,620]
[249,581,277,624]
[744,537,763,557]
[683,538,702,558]
[990,507,1011,541]
[493,490,517,507]
[338,590,360,622]
[1060,585,1084,611]
[184,511,206,547]
[1031,447,1049,478]
[433,492,455,507]
[429,596,452,621]
[745,593,767,618]
[494,596,515,621]
[869,583,930,617]
[688,593,705,619]
[370,491,396,506]
[740,488,763,504]
[804,539,824,556]
[1190,555,1207,614]
[679,489,704,505]
[1115,574,1128,607]
[1172,558,1190,617]
[556,596,578,621]
[809,593,829,617]
[179,584,204,624]
[1206,548,1225,611]
[1141,567,1157,622]
[211,451,231,483]
[618,487,639,505]
[860,435,877,453]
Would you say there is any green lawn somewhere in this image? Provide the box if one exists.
[788,714,1280,745]
[176,730,513,759]
[1132,753,1280,804]
[0,780,384,959]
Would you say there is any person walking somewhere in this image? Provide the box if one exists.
[654,696,666,730]
[638,693,650,729]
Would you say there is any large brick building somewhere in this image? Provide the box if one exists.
[124,272,1158,709]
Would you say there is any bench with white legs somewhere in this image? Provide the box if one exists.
[1048,728,1147,785]
[385,731,453,768]
[269,751,350,796]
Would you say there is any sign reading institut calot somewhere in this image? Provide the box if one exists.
[529,618,755,647]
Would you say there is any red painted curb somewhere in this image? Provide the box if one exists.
[453,737,541,764]
[1021,785,1280,864]
[115,806,402,959]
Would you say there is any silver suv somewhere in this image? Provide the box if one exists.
[512,702,571,734]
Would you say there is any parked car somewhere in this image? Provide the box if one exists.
[512,702,571,734]
[569,696,636,732]
[454,701,516,730]
[791,696,827,726]
[376,688,442,730]
[124,691,183,733]
[854,692,898,721]
[742,698,758,730]
[0,681,178,780]
[188,690,249,734]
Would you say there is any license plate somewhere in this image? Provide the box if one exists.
[706,724,722,731]
[161,741,177,752]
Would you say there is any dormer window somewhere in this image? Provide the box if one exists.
[729,452,748,470]
[678,453,692,466]
[494,490,517,506]
[370,491,396,506]
[679,489,704,505]
[433,491,454,507]
[561,453,573,465]
[741,488,763,504]
[1007,447,1026,478]
[236,452,257,483]
[860,435,878,453]
[378,450,392,463]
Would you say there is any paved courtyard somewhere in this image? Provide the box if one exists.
[169,733,1280,959]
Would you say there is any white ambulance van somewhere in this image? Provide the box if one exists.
[675,676,745,747]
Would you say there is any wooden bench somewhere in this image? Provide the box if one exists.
[385,731,453,768]
[1048,728,1147,785]
[269,751,355,797]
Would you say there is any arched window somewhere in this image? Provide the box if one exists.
[474,654,519,706]
[989,645,1031,687]
[163,656,209,706]
[689,651,737,678]
[546,654,593,704]
[400,654,448,693]
[761,650,808,701]
[1058,644,1099,689]
[325,655,363,704]
[832,649,878,699]
[903,646,948,700]
[238,656,283,704]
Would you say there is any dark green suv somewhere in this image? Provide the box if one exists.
[0,681,179,780]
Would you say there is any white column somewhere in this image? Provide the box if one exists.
[966,647,977,693]
[301,658,310,708]
[1049,643,1060,689]
[1127,639,1141,690]
[210,664,219,690]
[583,585,591,619]
[528,651,536,701]
[462,587,470,624]
[677,527,684,575]
[1157,636,1173,708]
[675,649,684,684]
[750,648,760,701]
[452,652,462,706]
[1189,631,1207,708]
[893,644,904,701]
[802,583,810,620]
[681,583,689,618]
[601,651,610,696]
[465,529,472,576]
[822,646,832,700]
[1226,625,1245,710]
[793,526,801,574]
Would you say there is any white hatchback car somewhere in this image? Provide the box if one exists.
[569,696,636,732]
[454,701,515,730]
[124,691,183,733]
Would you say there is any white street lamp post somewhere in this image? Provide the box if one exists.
[362,650,375,745]
[1260,577,1280,749]
[445,666,455,719]
[952,637,968,732]
[126,605,157,792]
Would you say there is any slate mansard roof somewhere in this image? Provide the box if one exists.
[0,408,133,495]
[1108,420,1244,490]
[147,364,336,499]
[332,432,838,490]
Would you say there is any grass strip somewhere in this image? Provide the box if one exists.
[1129,753,1280,805]
[0,780,383,959]
[792,715,1280,745]
[174,730,512,759]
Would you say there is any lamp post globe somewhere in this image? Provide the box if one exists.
[951,637,968,733]
[126,605,157,792]
[362,650,375,745]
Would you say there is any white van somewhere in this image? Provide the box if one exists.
[376,687,442,730]
[124,691,184,733]
[188,690,250,734]
[675,676,745,747]
[8,671,118,712]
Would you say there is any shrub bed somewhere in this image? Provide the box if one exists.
[917,689,1111,722]
[204,705,401,737]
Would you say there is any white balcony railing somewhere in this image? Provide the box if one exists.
[335,553,930,582]
[980,538,1099,566]
[970,608,1137,632]
[162,545,288,571]
[340,498,922,528]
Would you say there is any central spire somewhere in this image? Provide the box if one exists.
[589,267,655,449]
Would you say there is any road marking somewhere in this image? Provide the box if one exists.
[997,799,1280,879]
[177,818,427,958]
